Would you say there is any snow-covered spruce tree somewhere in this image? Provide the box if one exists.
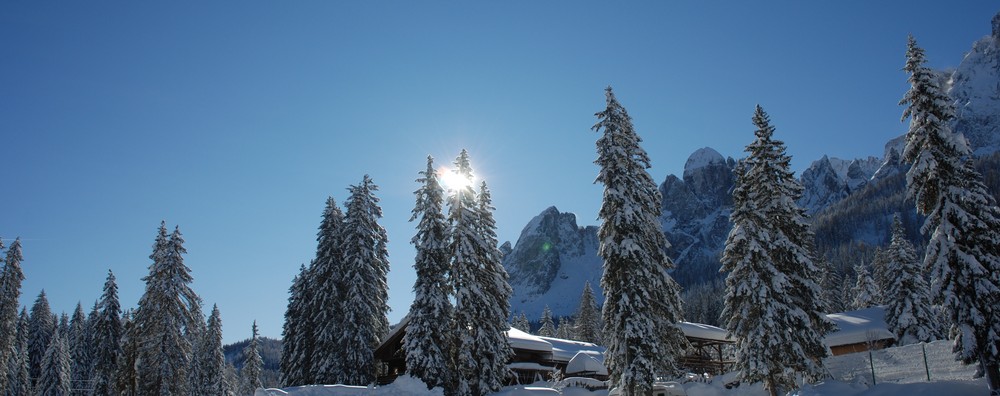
[69,302,91,395]
[0,238,24,393]
[851,264,879,310]
[721,106,832,396]
[37,328,71,396]
[470,181,513,393]
[574,281,601,344]
[241,321,264,395]
[196,305,228,395]
[403,156,454,390]
[901,35,1000,392]
[556,317,574,340]
[92,270,123,396]
[310,197,346,385]
[186,298,207,392]
[884,214,939,344]
[335,176,390,386]
[869,248,891,306]
[537,306,556,337]
[513,313,530,333]
[449,151,512,396]
[7,308,31,396]
[591,87,689,395]
[134,223,200,395]
[279,264,311,387]
[29,289,56,389]
[115,309,138,396]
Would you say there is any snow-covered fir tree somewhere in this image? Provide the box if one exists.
[537,306,556,337]
[279,264,312,387]
[134,223,200,395]
[512,313,530,333]
[29,290,56,390]
[449,151,512,396]
[92,270,123,396]
[901,35,1000,392]
[574,281,601,344]
[721,106,832,396]
[883,215,939,344]
[0,238,24,393]
[196,305,229,395]
[403,156,455,391]
[592,87,689,395]
[851,264,879,310]
[555,317,574,340]
[58,313,69,338]
[7,308,31,396]
[869,248,891,306]
[69,302,91,395]
[186,299,207,392]
[817,258,847,314]
[336,176,391,386]
[310,197,346,385]
[115,309,138,396]
[241,321,264,396]
[37,328,71,396]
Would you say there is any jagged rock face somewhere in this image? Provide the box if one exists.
[660,148,736,285]
[949,18,1000,155]
[503,206,602,319]
[799,155,881,214]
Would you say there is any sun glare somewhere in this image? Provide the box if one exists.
[438,166,475,191]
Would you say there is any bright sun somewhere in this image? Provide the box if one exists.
[438,166,475,191]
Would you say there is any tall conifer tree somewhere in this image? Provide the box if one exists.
[884,215,939,344]
[721,106,832,396]
[449,151,513,396]
[134,223,199,395]
[592,87,689,395]
[404,156,454,390]
[69,302,91,395]
[537,306,556,337]
[37,329,71,396]
[336,176,390,386]
[7,309,30,396]
[280,264,312,387]
[851,264,879,310]
[574,281,602,344]
[241,321,263,396]
[901,35,1000,392]
[196,305,228,395]
[92,270,123,396]
[0,238,24,392]
[29,290,56,389]
[311,197,346,385]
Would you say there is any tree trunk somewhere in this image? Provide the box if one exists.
[766,376,779,396]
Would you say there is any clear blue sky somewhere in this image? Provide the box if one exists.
[2,1,995,343]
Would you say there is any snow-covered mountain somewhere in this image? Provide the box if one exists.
[504,11,1000,322]
[949,13,1000,155]
[799,155,882,214]
[502,206,603,319]
[659,148,736,286]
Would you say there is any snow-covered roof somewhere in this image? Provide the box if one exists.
[824,306,895,347]
[507,327,554,353]
[677,322,732,342]
[507,362,555,371]
[565,351,608,376]
[536,335,605,363]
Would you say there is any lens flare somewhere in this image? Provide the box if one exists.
[438,166,475,191]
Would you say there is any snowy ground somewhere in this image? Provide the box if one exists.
[256,340,990,396]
